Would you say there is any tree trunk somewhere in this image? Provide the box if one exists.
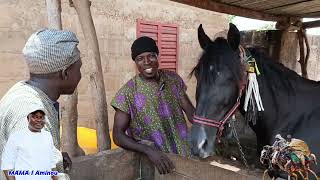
[71,0,111,151]
[45,0,85,157]
[61,90,85,157]
[45,0,62,29]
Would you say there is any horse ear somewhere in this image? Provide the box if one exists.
[227,23,240,51]
[198,24,211,49]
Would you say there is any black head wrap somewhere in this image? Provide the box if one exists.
[131,36,159,61]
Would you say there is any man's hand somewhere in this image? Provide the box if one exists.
[3,170,15,180]
[113,110,175,174]
[62,152,72,171]
[52,175,58,180]
[145,148,175,174]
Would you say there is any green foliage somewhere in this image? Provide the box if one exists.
[257,23,275,31]
[228,15,236,23]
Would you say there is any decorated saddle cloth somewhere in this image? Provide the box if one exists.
[260,134,318,179]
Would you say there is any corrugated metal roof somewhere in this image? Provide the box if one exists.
[224,0,320,17]
[171,0,320,21]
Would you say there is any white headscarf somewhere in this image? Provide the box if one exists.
[23,28,80,74]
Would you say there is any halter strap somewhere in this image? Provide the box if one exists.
[193,76,247,143]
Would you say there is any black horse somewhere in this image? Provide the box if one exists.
[190,23,320,178]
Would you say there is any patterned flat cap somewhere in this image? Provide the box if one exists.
[23,28,80,74]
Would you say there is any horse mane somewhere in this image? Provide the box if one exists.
[190,37,243,86]
[248,48,320,94]
[190,36,320,95]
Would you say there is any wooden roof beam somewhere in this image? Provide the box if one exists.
[299,11,320,18]
[170,0,288,22]
[303,20,320,29]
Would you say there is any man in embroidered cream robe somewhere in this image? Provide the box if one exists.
[0,29,82,179]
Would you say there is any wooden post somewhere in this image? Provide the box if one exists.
[45,0,85,157]
[45,0,62,29]
[71,0,111,151]
[277,19,299,72]
[61,90,85,157]
[278,30,298,70]
[277,19,310,78]
[297,28,310,79]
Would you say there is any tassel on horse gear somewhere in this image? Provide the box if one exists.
[244,57,264,112]
[239,46,264,126]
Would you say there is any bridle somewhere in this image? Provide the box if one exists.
[193,46,249,143]
[193,83,246,143]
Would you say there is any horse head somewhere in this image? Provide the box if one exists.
[190,23,245,158]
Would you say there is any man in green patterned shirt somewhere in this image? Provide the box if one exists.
[111,36,195,174]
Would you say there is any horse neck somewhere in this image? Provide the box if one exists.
[259,56,320,93]
[239,53,320,126]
